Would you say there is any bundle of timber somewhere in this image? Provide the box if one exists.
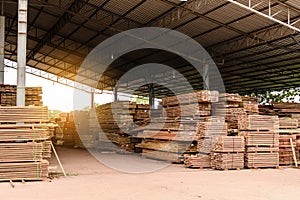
[0,84,43,106]
[0,106,53,181]
[210,136,245,170]
[219,93,242,103]
[215,93,247,130]
[239,115,280,168]
[196,118,228,154]
[161,90,219,106]
[212,136,245,152]
[273,102,300,118]
[245,152,279,168]
[0,160,49,181]
[297,135,300,160]
[259,105,276,116]
[214,107,246,130]
[160,90,219,120]
[73,110,97,148]
[279,117,298,129]
[211,153,244,170]
[96,102,136,152]
[238,115,279,131]
[0,106,49,122]
[278,134,298,166]
[184,154,211,168]
[55,111,97,149]
[218,93,242,108]
[241,96,259,114]
[134,104,150,125]
[135,118,199,162]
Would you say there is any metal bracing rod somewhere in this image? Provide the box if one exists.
[4,63,103,94]
[227,0,300,33]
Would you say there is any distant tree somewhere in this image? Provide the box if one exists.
[250,88,300,104]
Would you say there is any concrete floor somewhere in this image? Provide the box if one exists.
[1,147,300,200]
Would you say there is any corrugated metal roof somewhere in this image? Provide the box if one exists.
[3,0,300,95]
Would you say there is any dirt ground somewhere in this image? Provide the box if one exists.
[1,147,300,200]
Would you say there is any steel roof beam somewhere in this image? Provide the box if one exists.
[226,0,300,33]
[27,0,87,60]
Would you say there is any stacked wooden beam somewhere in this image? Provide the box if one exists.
[135,119,199,162]
[241,96,259,114]
[238,115,279,131]
[215,93,246,130]
[278,134,298,165]
[0,84,43,106]
[184,154,211,168]
[96,102,137,152]
[0,106,52,181]
[55,111,98,149]
[0,160,49,181]
[239,115,279,168]
[211,136,245,170]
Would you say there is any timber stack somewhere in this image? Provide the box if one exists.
[135,90,219,163]
[239,115,279,168]
[0,84,43,106]
[0,106,53,181]
[96,102,136,152]
[210,136,245,170]
[216,93,245,132]
[274,103,300,165]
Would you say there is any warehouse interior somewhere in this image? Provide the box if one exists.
[1,0,300,199]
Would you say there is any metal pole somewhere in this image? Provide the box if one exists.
[203,63,209,90]
[17,0,28,106]
[114,85,118,102]
[149,83,154,109]
[91,88,95,108]
[0,16,5,84]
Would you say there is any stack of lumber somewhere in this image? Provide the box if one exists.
[0,160,49,181]
[0,106,49,122]
[297,135,300,160]
[134,104,150,125]
[242,96,259,114]
[184,154,211,168]
[161,90,218,119]
[271,102,300,164]
[0,84,43,106]
[161,90,219,106]
[55,111,97,149]
[73,110,97,148]
[135,119,199,162]
[239,115,279,168]
[96,102,136,152]
[238,115,279,131]
[278,134,298,165]
[0,106,52,181]
[196,118,228,154]
[259,105,276,115]
[211,136,245,170]
[273,102,300,117]
[216,93,246,130]
[279,117,298,129]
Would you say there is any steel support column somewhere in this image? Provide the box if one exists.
[17,0,28,106]
[114,85,118,102]
[203,63,209,90]
[149,83,155,109]
[91,88,95,108]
